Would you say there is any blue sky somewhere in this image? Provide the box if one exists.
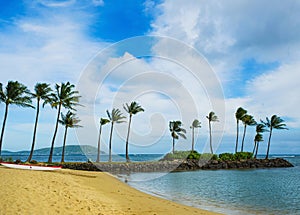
[0,0,299,156]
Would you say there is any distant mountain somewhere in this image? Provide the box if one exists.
[1,145,104,156]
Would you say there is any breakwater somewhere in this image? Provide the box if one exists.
[62,158,293,173]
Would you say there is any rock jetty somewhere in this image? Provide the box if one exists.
[62,158,293,173]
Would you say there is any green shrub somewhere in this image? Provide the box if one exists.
[219,153,235,161]
[162,151,201,160]
[234,152,253,160]
[200,153,218,160]
[187,151,201,160]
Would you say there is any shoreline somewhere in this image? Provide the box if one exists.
[0,166,221,215]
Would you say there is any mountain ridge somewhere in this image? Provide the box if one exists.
[1,145,104,156]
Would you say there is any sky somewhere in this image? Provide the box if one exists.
[0,0,299,156]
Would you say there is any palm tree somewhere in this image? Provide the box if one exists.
[26,83,52,162]
[206,111,218,154]
[169,121,186,154]
[253,133,264,159]
[97,118,110,162]
[240,114,256,152]
[123,101,144,162]
[47,82,80,163]
[235,107,247,153]
[261,115,287,159]
[252,124,267,157]
[0,81,33,156]
[106,108,126,162]
[190,119,201,152]
[58,111,81,163]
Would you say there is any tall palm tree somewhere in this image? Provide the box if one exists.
[58,111,81,163]
[261,115,287,159]
[253,133,264,159]
[190,119,201,152]
[47,82,80,163]
[0,81,33,156]
[26,83,52,162]
[240,114,256,152]
[206,111,218,154]
[252,124,267,157]
[106,108,126,162]
[97,118,110,162]
[123,101,144,162]
[235,107,247,153]
[169,121,186,154]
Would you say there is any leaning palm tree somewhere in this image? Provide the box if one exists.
[240,114,256,152]
[253,133,264,159]
[97,118,110,162]
[206,111,218,154]
[0,81,33,156]
[169,121,186,154]
[47,82,81,163]
[58,111,81,163]
[26,83,52,162]
[106,108,126,162]
[252,123,267,157]
[235,107,247,153]
[190,119,201,152]
[123,101,144,162]
[261,115,288,159]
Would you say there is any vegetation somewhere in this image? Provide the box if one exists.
[240,114,256,152]
[0,80,290,164]
[253,133,264,158]
[169,121,186,154]
[190,119,201,152]
[235,107,247,153]
[58,111,81,163]
[261,115,288,159]
[47,82,81,163]
[26,83,52,162]
[97,118,110,162]
[106,108,126,162]
[0,81,33,156]
[253,124,267,158]
[206,111,218,154]
[123,101,144,162]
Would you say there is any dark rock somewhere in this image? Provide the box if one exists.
[62,158,294,173]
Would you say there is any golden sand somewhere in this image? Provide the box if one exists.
[0,166,221,215]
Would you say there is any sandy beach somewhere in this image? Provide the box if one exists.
[0,166,221,215]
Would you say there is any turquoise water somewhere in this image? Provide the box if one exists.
[126,156,300,215]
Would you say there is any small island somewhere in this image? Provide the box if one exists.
[62,151,294,173]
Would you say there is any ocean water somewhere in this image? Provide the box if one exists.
[126,155,300,215]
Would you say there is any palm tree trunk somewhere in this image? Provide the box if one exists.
[0,103,8,156]
[61,126,68,163]
[108,122,114,162]
[48,103,62,163]
[125,115,132,162]
[254,142,259,158]
[27,98,40,162]
[96,125,102,162]
[235,120,239,153]
[209,121,213,154]
[265,128,272,159]
[192,127,195,152]
[252,140,257,155]
[172,137,175,154]
[241,124,247,152]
